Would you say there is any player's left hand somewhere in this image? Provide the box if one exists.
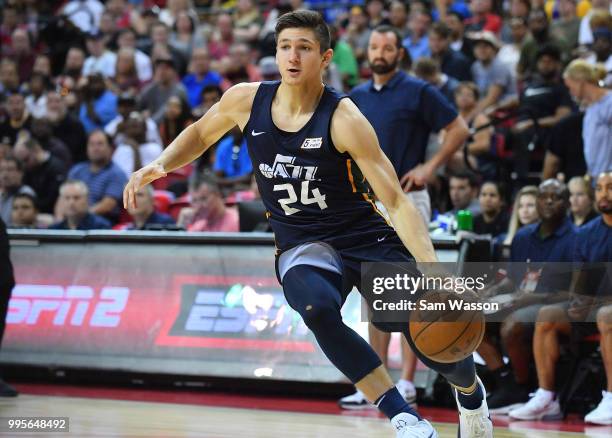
[400,163,432,192]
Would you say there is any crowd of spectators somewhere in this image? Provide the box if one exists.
[0,0,610,420]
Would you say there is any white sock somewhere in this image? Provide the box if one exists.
[537,388,555,402]
[397,379,415,391]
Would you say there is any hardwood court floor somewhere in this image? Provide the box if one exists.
[1,393,605,438]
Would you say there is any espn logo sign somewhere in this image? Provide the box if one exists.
[300,137,322,149]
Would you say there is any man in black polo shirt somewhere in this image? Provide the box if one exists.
[493,45,574,184]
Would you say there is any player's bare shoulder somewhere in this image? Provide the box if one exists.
[331,97,376,154]
[218,82,261,130]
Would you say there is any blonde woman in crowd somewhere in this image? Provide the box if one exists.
[503,185,539,246]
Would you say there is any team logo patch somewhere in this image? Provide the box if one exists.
[300,137,323,149]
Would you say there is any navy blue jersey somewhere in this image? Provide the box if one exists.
[245,81,394,252]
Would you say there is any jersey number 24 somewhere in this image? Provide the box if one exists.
[273,181,328,215]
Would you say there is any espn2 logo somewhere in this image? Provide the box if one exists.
[8,284,130,327]
[300,137,322,149]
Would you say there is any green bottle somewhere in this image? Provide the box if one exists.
[456,210,473,231]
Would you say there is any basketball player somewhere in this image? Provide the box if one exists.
[124,11,492,437]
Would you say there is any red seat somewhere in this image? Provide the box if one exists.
[153,190,175,213]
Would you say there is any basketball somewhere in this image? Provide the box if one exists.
[409,289,485,363]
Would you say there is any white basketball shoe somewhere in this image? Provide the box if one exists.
[454,376,494,438]
[391,412,438,438]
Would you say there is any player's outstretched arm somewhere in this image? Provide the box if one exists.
[123,83,258,209]
[331,99,438,263]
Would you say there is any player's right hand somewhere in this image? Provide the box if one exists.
[123,162,167,210]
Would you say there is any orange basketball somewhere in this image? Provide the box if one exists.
[409,290,485,363]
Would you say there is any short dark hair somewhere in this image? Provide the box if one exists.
[13,192,38,210]
[536,44,562,62]
[201,84,223,97]
[372,25,404,49]
[430,22,451,39]
[414,57,439,79]
[88,128,114,148]
[450,170,479,188]
[275,10,331,53]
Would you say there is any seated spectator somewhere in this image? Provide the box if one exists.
[0,59,20,101]
[465,0,502,34]
[578,0,611,46]
[479,179,577,413]
[24,73,50,119]
[509,171,612,424]
[388,0,410,38]
[30,118,72,166]
[232,0,263,46]
[116,28,153,83]
[105,93,161,146]
[503,185,539,246]
[366,0,389,29]
[82,31,117,79]
[192,84,222,120]
[138,57,187,123]
[178,174,239,232]
[13,137,66,214]
[182,47,224,109]
[551,0,582,49]
[9,192,39,228]
[445,11,474,62]
[169,10,205,60]
[0,156,35,223]
[414,57,460,106]
[468,31,516,121]
[473,181,509,236]
[146,21,187,76]
[402,10,432,62]
[125,186,175,230]
[518,8,569,81]
[79,73,118,134]
[453,82,495,177]
[429,22,472,82]
[563,60,612,180]
[109,48,143,95]
[0,92,32,147]
[50,180,111,230]
[568,175,599,226]
[448,170,481,216]
[113,112,162,176]
[208,13,234,64]
[159,96,193,147]
[584,17,612,87]
[68,130,127,222]
[214,126,253,190]
[498,17,529,85]
[8,28,35,84]
[342,5,372,65]
[220,43,261,86]
[46,91,88,164]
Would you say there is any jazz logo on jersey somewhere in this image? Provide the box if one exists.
[259,154,318,181]
[300,137,322,149]
[259,154,327,215]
